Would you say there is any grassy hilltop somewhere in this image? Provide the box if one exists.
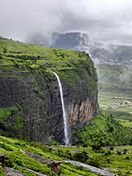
[0,37,96,85]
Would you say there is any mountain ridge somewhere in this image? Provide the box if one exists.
[27,32,132,65]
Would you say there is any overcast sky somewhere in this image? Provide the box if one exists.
[1,0,132,44]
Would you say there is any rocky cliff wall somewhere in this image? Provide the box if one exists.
[0,39,98,143]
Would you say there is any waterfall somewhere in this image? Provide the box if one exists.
[53,72,70,146]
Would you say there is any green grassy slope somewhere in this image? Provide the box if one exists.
[0,135,97,176]
[0,134,132,176]
[74,110,132,147]
[53,144,132,176]
[0,38,96,86]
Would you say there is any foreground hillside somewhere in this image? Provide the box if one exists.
[0,110,132,176]
[0,135,97,176]
[0,38,97,143]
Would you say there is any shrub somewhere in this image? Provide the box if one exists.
[117,151,122,155]
[88,157,102,167]
[73,151,89,163]
[110,146,114,150]
[49,139,60,146]
[92,145,101,151]
[123,149,128,154]
[105,150,111,156]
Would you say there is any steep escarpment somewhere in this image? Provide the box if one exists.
[0,38,98,143]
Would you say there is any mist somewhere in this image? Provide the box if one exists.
[0,0,132,44]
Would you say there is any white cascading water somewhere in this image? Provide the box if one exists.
[53,72,70,146]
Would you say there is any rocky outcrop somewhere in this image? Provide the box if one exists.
[68,98,94,126]
[0,39,98,144]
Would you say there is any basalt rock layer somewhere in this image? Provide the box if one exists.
[0,38,98,143]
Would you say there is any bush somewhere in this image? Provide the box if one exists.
[117,151,122,155]
[110,146,114,150]
[3,157,13,167]
[105,150,111,156]
[73,151,89,163]
[123,149,128,154]
[88,157,102,167]
[92,145,101,151]
[48,139,60,146]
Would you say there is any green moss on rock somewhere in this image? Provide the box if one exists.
[0,107,24,137]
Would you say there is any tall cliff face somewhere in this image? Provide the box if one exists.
[0,38,98,143]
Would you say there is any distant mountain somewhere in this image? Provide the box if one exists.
[27,32,132,65]
[52,32,89,50]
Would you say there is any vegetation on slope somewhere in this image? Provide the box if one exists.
[0,38,96,88]
[0,134,132,176]
[0,107,23,138]
[53,144,132,176]
[74,110,132,147]
[0,135,97,176]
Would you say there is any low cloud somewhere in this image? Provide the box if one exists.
[0,0,132,44]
